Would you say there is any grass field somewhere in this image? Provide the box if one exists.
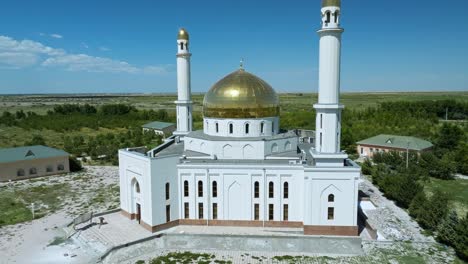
[425,177,468,217]
[1,91,467,115]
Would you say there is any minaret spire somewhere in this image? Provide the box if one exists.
[312,0,347,166]
[174,28,193,136]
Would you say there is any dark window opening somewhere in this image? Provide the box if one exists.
[213,203,218,220]
[326,12,331,23]
[328,194,334,202]
[198,203,204,219]
[17,169,25,177]
[165,183,170,200]
[261,122,265,133]
[245,123,249,134]
[184,202,189,219]
[269,204,274,220]
[229,123,233,134]
[166,205,170,222]
[283,182,289,199]
[212,181,218,197]
[283,204,289,221]
[215,122,219,133]
[254,204,260,220]
[198,181,203,197]
[135,181,140,193]
[184,180,189,197]
[180,42,184,50]
[328,207,334,220]
[269,182,274,198]
[254,181,260,198]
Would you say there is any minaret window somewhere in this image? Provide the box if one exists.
[261,122,265,134]
[320,114,323,129]
[212,181,218,197]
[245,123,250,134]
[272,121,275,133]
[325,11,331,24]
[180,42,184,50]
[215,122,219,133]
[229,123,233,134]
[198,180,203,197]
[334,11,339,23]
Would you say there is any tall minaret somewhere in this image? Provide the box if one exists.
[313,0,346,164]
[174,28,193,136]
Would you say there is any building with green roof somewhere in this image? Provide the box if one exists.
[0,145,70,181]
[142,121,175,138]
[356,134,433,158]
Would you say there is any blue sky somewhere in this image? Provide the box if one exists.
[0,0,467,94]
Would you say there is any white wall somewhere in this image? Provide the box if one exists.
[203,117,279,137]
[178,164,305,222]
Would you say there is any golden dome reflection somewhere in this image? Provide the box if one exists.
[178,28,189,40]
[203,69,280,119]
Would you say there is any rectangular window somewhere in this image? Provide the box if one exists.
[254,182,259,198]
[184,202,189,219]
[254,203,259,220]
[320,114,323,129]
[198,203,204,219]
[320,133,322,146]
[165,183,170,200]
[283,204,289,221]
[328,207,334,220]
[166,205,170,222]
[360,148,363,154]
[212,203,218,220]
[269,204,274,221]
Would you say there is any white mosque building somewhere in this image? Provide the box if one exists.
[119,0,361,236]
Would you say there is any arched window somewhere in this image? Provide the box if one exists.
[57,164,64,171]
[325,11,331,23]
[261,122,265,134]
[180,42,184,50]
[229,123,233,134]
[285,141,292,151]
[254,181,260,198]
[334,11,339,23]
[46,165,53,173]
[198,180,203,197]
[245,123,250,134]
[165,183,170,200]
[271,143,278,153]
[328,194,335,202]
[29,167,37,175]
[212,181,217,197]
[135,181,140,193]
[283,182,289,199]
[17,169,25,177]
[215,122,219,133]
[269,182,274,198]
[184,180,189,197]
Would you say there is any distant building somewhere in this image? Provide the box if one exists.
[142,121,176,138]
[0,145,70,182]
[356,134,433,158]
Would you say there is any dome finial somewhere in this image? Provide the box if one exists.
[178,28,189,40]
[239,58,244,71]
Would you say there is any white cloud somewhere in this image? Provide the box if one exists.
[0,35,169,74]
[50,34,63,39]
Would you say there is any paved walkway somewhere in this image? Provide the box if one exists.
[72,212,153,251]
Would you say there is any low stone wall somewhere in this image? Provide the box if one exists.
[103,233,363,263]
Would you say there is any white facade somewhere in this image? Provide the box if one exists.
[119,1,361,236]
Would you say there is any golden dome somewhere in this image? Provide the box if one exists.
[203,69,280,119]
[178,28,189,40]
[322,0,341,7]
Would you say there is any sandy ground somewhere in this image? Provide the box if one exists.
[0,166,119,264]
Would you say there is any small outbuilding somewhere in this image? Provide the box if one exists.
[0,145,70,181]
[142,121,175,138]
[356,134,433,158]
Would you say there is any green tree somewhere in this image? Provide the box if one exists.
[454,213,468,260]
[417,190,449,231]
[409,191,428,219]
[25,135,46,146]
[69,156,83,172]
[437,210,459,246]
